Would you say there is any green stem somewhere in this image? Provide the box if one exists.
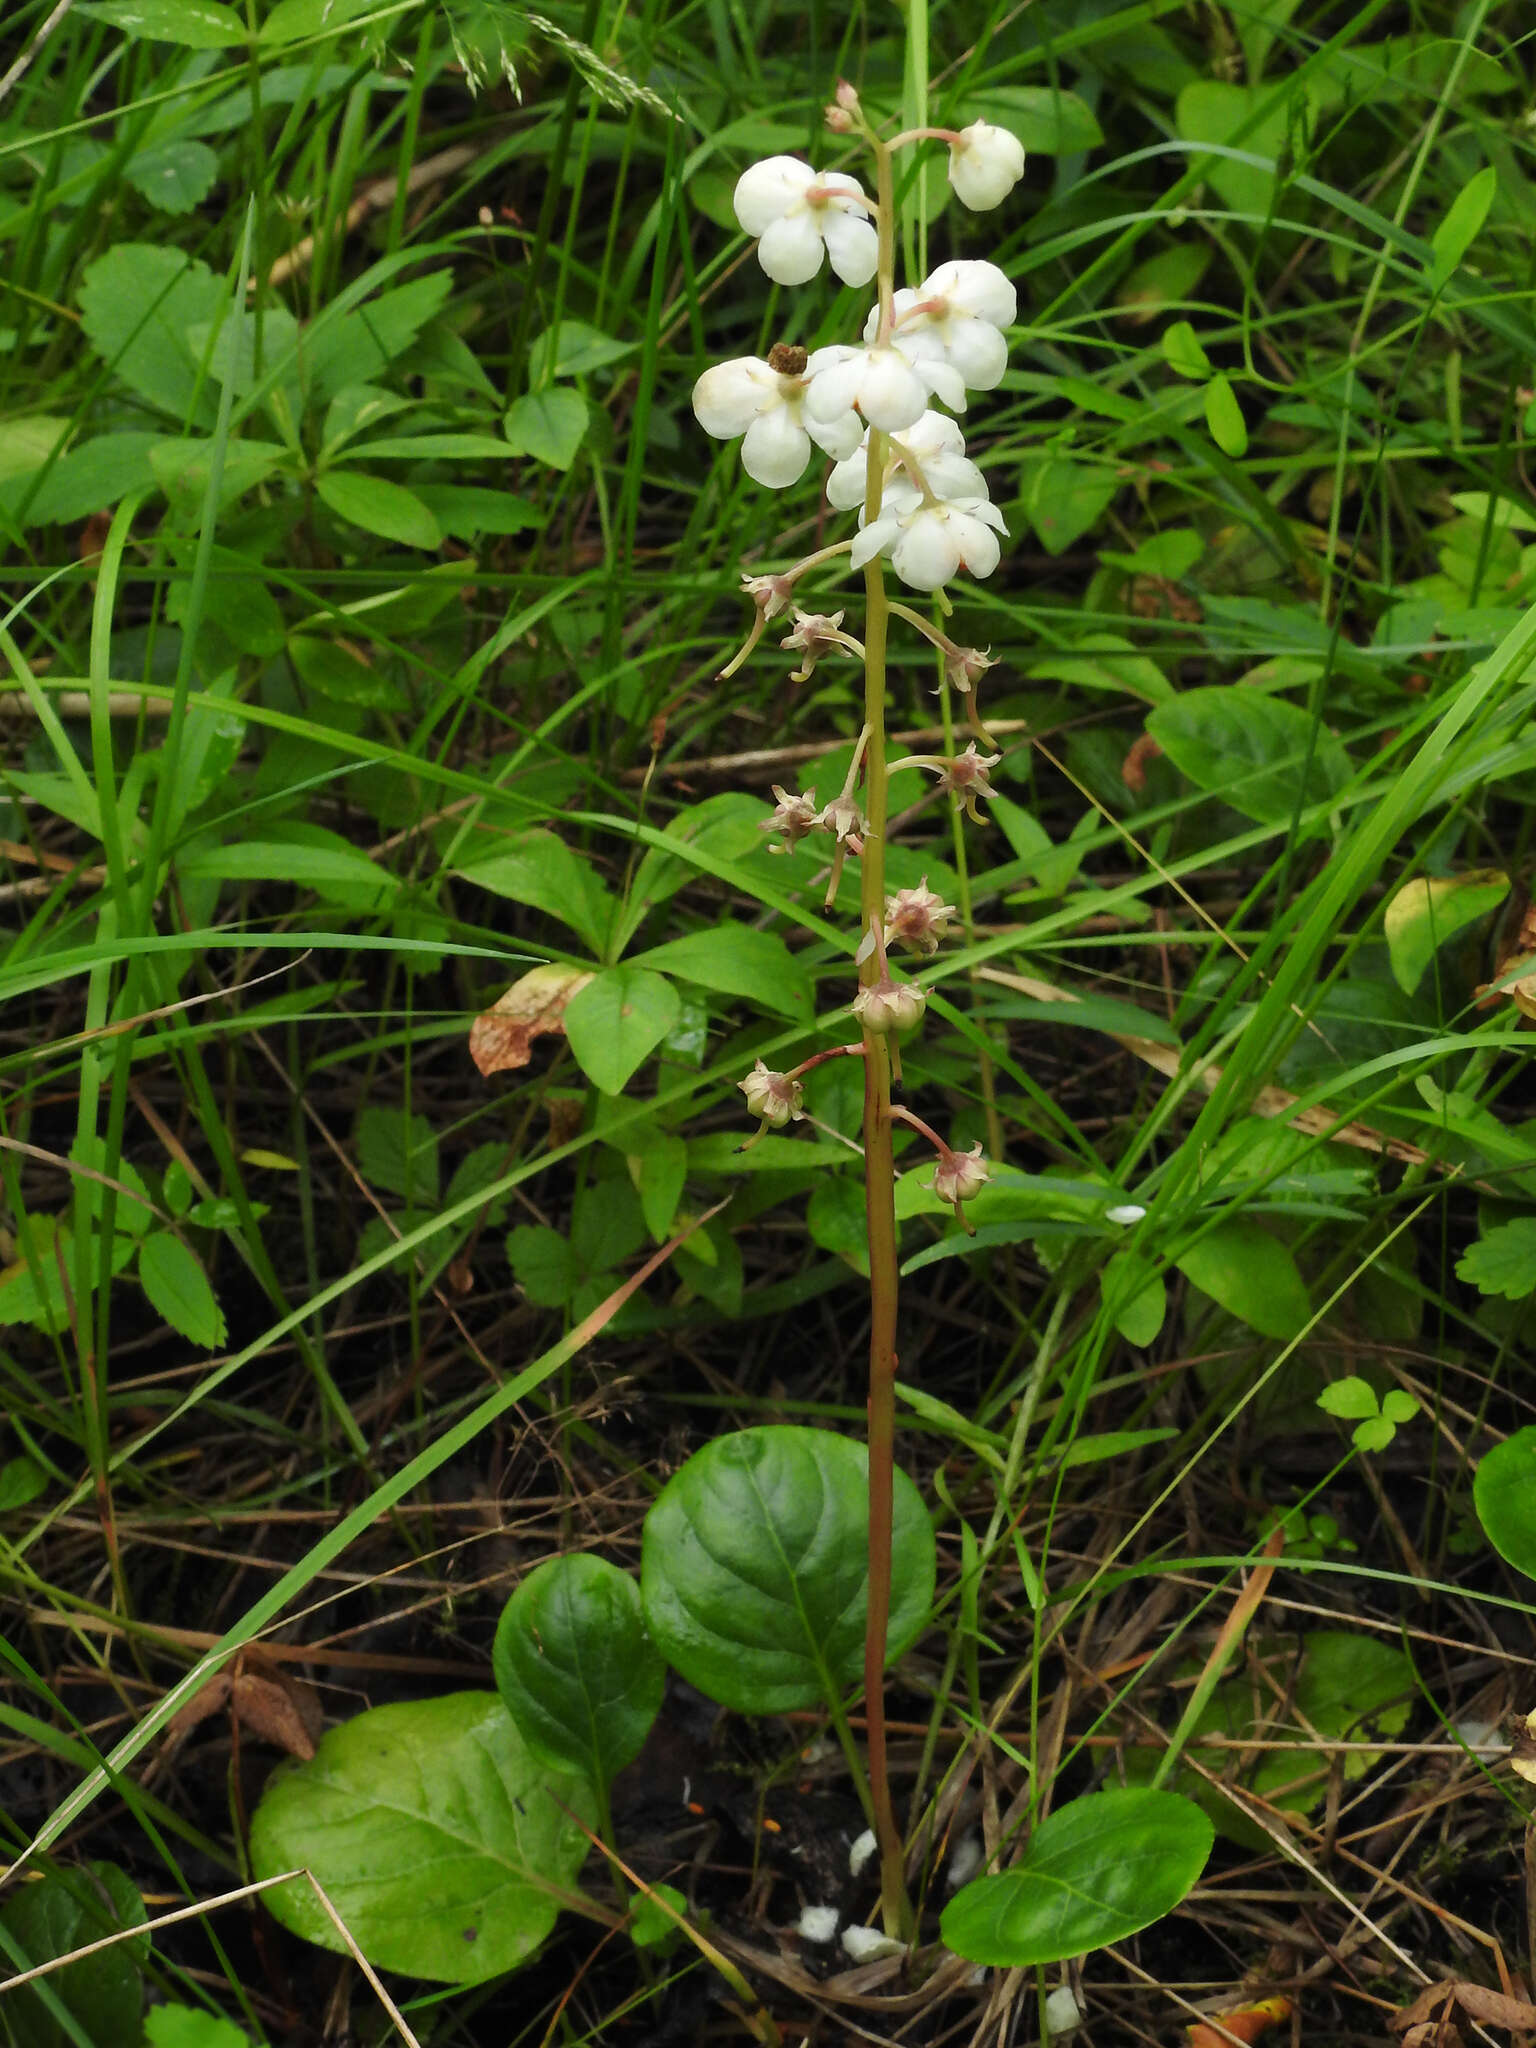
[858,130,914,1943]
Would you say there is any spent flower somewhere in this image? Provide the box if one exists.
[928,1141,991,1227]
[884,879,958,956]
[853,974,926,1035]
[738,1059,805,1128]
[938,742,1002,821]
[761,784,820,854]
[781,608,861,683]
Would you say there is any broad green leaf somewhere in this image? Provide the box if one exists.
[1203,372,1247,456]
[149,436,285,513]
[634,926,811,1022]
[355,1107,438,1205]
[78,245,223,426]
[1240,0,1304,83]
[258,0,376,42]
[145,2008,253,2048]
[83,0,246,42]
[456,827,614,955]
[177,834,398,901]
[1114,245,1211,323]
[964,85,1102,154]
[1017,457,1118,554]
[622,1124,687,1240]
[138,1234,226,1349]
[414,483,542,538]
[528,321,634,381]
[504,389,588,470]
[1383,870,1508,994]
[640,1426,936,1715]
[1175,81,1290,219]
[7,431,170,524]
[1457,1217,1536,1301]
[1147,687,1350,829]
[345,432,516,462]
[1025,631,1172,704]
[316,470,440,549]
[570,1174,646,1274]
[940,1789,1212,1967]
[1430,165,1497,287]
[305,271,455,400]
[248,1693,596,1984]
[1475,1424,1536,1576]
[627,1882,685,1952]
[0,1455,48,1510]
[493,1554,664,1788]
[0,415,69,483]
[125,139,220,212]
[1101,1248,1165,1346]
[1176,1217,1310,1340]
[564,968,681,1095]
[0,1860,149,2048]
[288,632,410,711]
[806,1177,869,1276]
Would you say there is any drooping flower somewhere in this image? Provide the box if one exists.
[739,1059,805,1128]
[761,784,820,854]
[884,878,958,956]
[804,342,965,433]
[944,644,996,694]
[853,974,926,1035]
[780,608,861,683]
[927,1140,991,1225]
[851,481,1008,591]
[826,411,987,511]
[946,122,1026,211]
[938,741,1002,821]
[733,155,879,287]
[874,259,1017,392]
[693,345,862,488]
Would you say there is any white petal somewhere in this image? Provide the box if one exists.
[906,411,966,461]
[805,407,864,461]
[951,508,1002,579]
[892,510,961,591]
[825,448,868,510]
[920,359,968,412]
[820,210,879,287]
[923,258,1017,329]
[947,125,1025,212]
[858,350,927,431]
[741,408,811,487]
[947,319,1009,391]
[757,213,825,285]
[692,357,774,438]
[734,155,812,235]
[804,350,864,422]
[850,515,899,569]
[814,169,867,203]
[921,451,989,501]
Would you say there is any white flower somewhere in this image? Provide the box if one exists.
[851,481,1008,591]
[827,411,986,511]
[1105,1203,1147,1225]
[733,155,878,286]
[692,351,863,488]
[872,259,1017,392]
[947,121,1026,211]
[804,343,964,433]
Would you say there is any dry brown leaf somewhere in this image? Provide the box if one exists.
[1394,1981,1536,2037]
[163,1670,232,1746]
[469,963,594,1077]
[161,1648,324,1759]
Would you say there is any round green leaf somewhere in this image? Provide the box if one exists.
[504,389,588,471]
[249,1692,596,1984]
[640,1426,936,1715]
[940,1788,1213,1968]
[1475,1424,1536,1579]
[563,967,681,1096]
[1175,1217,1310,1340]
[1147,687,1350,830]
[0,1859,150,2048]
[1383,871,1509,995]
[494,1554,664,1789]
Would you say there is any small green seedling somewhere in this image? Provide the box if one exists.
[1317,1376,1418,1453]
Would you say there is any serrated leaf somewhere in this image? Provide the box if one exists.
[78,245,223,426]
[355,1107,438,1205]
[316,469,440,549]
[139,1233,226,1348]
[640,1426,935,1715]
[248,1693,596,1983]
[124,139,220,213]
[563,967,680,1095]
[506,1224,584,1307]
[504,389,588,470]
[493,1554,664,1789]
[940,1789,1212,1967]
[1456,1216,1536,1300]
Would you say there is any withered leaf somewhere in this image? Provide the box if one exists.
[469,963,594,1078]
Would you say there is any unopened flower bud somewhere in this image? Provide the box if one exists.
[835,79,861,113]
[928,1141,990,1229]
[738,1059,804,1128]
[947,121,1026,211]
[825,103,855,134]
[884,878,958,956]
[852,977,925,1035]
